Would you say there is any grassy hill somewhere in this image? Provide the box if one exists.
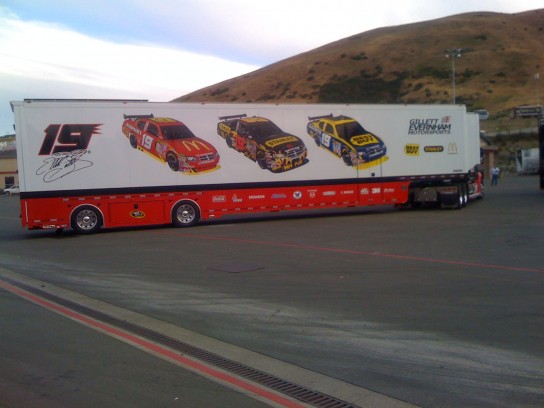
[174,9,544,135]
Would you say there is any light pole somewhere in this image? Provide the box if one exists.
[536,72,541,105]
[445,48,462,104]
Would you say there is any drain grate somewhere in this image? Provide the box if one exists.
[6,278,359,408]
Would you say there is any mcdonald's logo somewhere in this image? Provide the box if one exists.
[448,143,458,154]
[182,140,210,152]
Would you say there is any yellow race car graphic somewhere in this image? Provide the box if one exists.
[307,114,387,168]
[217,114,308,172]
[122,114,220,173]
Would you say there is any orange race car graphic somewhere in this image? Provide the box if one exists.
[122,114,220,173]
[217,114,308,172]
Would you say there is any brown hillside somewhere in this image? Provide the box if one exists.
[174,9,544,123]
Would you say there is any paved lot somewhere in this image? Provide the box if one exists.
[1,175,543,407]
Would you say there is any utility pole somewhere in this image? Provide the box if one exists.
[445,48,462,104]
[536,72,541,105]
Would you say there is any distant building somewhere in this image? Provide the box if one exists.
[0,134,18,190]
[479,132,499,180]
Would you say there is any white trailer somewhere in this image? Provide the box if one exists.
[515,148,539,174]
[11,100,482,233]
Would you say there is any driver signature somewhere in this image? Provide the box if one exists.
[36,149,93,182]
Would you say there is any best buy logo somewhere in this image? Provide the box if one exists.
[404,144,420,156]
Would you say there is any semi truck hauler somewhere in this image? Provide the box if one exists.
[11,100,482,233]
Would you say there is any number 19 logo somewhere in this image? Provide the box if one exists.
[39,124,102,155]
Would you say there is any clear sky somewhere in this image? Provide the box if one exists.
[1,0,543,135]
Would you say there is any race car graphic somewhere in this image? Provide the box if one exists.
[307,114,387,168]
[217,114,308,172]
[122,114,220,173]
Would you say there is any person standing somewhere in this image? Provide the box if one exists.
[491,166,500,186]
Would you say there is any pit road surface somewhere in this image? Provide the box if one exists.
[1,175,543,407]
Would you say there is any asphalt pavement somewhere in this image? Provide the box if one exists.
[1,175,543,407]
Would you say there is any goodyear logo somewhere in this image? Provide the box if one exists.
[265,136,298,148]
[404,144,420,156]
[130,210,145,219]
[424,145,444,153]
[350,134,379,146]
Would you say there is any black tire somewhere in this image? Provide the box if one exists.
[172,201,200,227]
[166,152,180,171]
[71,206,102,234]
[256,152,267,169]
[129,134,138,148]
[453,185,464,209]
[341,150,352,166]
[313,133,321,146]
[226,134,235,148]
[461,183,468,207]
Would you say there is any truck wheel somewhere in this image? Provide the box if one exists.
[129,134,138,148]
[172,201,200,227]
[453,185,464,209]
[71,206,102,234]
[461,183,468,207]
[166,152,180,171]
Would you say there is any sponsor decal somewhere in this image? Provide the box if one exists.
[408,116,452,135]
[272,194,287,199]
[155,142,167,156]
[332,140,342,155]
[448,143,458,154]
[323,191,336,196]
[130,210,145,219]
[249,194,265,200]
[293,191,302,200]
[307,189,317,198]
[232,194,243,203]
[384,188,395,193]
[36,123,99,183]
[125,123,141,135]
[265,136,298,148]
[360,188,369,195]
[350,134,379,146]
[424,145,444,153]
[404,144,420,156]
[372,187,381,194]
[341,190,355,195]
[212,195,226,203]
[39,124,101,155]
[182,140,209,152]
[36,149,93,183]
